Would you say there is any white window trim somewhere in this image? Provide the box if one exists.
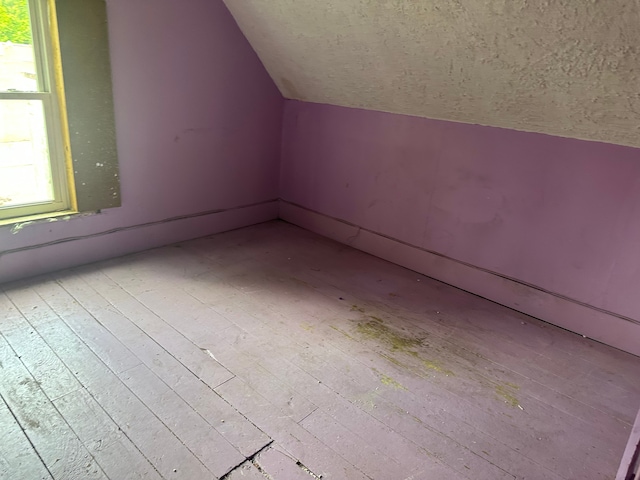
[0,0,72,221]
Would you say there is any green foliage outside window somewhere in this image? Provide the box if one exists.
[0,0,32,44]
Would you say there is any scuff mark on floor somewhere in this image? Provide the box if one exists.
[201,348,219,362]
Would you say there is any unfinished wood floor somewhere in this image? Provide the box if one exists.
[1,221,639,480]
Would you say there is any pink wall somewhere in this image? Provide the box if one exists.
[280,100,640,350]
[0,0,283,283]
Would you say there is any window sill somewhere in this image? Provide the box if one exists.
[0,209,82,229]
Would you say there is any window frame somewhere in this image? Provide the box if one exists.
[0,0,75,222]
[1,0,120,227]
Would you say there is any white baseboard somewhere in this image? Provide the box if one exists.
[0,200,278,285]
[280,200,640,357]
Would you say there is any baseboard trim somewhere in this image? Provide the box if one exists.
[279,200,640,356]
[0,199,278,285]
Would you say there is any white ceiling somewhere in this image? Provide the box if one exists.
[223,0,640,148]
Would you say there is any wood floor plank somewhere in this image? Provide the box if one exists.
[95,246,214,297]
[254,445,313,480]
[206,278,619,479]
[0,398,52,480]
[299,409,413,480]
[79,269,234,390]
[224,462,265,480]
[295,337,575,480]
[59,269,272,458]
[341,301,637,430]
[2,221,637,480]
[4,287,216,480]
[0,333,107,480]
[215,377,374,480]
[264,227,640,416]
[87,374,216,480]
[53,389,162,480]
[206,313,527,480]
[136,302,319,424]
[119,363,245,477]
[319,304,631,440]
[33,277,142,375]
[228,252,638,431]
[195,290,560,479]
[131,287,234,334]
[301,316,625,477]
[0,292,80,401]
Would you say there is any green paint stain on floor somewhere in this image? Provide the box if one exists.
[380,353,407,369]
[329,325,356,340]
[352,313,455,377]
[355,317,424,353]
[495,383,521,408]
[420,358,455,376]
[373,368,407,390]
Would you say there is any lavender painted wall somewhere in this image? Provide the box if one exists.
[280,100,640,336]
[0,0,283,283]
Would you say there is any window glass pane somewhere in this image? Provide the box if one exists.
[0,99,54,207]
[0,0,37,92]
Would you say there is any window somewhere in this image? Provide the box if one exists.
[0,0,72,221]
[0,0,120,224]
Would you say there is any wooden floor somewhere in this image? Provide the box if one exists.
[1,221,639,480]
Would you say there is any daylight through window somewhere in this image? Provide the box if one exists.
[0,0,72,221]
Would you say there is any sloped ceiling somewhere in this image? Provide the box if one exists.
[223,0,640,148]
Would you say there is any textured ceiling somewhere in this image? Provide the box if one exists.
[223,0,640,148]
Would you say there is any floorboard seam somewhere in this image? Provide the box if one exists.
[296,406,319,425]
[209,378,274,448]
[219,440,274,479]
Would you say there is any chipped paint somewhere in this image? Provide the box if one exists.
[5,211,90,234]
[10,222,35,234]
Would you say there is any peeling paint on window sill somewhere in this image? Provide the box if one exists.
[0,210,97,233]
